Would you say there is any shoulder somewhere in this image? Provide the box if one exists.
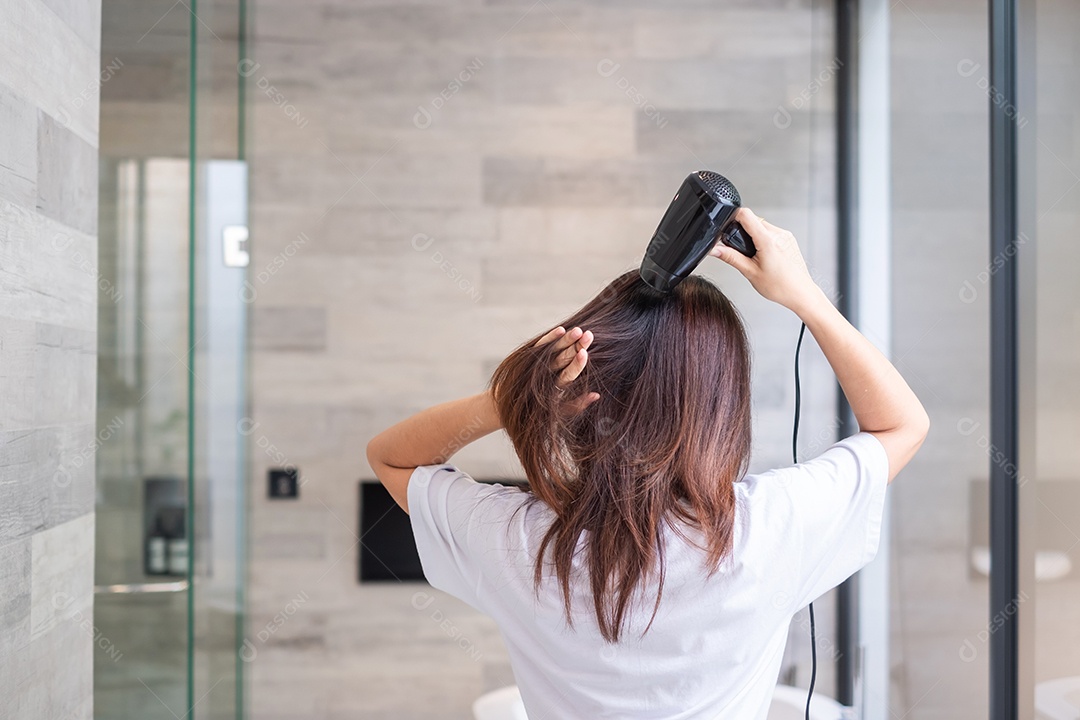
[738,433,888,495]
[408,464,536,526]
[732,432,890,531]
[406,465,545,609]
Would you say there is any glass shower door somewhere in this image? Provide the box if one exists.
[95,0,248,718]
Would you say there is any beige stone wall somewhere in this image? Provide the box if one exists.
[244,2,837,718]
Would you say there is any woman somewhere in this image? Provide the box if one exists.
[367,209,929,719]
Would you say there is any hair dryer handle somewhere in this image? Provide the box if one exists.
[721,222,757,258]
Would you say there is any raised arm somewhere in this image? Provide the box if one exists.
[366,392,502,513]
[366,325,598,512]
[711,209,929,482]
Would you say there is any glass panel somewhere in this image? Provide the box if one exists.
[95,0,193,712]
[889,1,991,717]
[1031,0,1080,716]
[95,0,247,718]
[191,3,247,718]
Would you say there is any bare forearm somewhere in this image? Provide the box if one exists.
[712,209,928,481]
[368,325,594,513]
[367,391,502,470]
[366,391,502,512]
[794,288,929,477]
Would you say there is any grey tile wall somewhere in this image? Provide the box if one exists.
[36,112,100,235]
[245,1,835,718]
[0,0,101,718]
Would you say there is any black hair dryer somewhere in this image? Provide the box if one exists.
[639,171,756,293]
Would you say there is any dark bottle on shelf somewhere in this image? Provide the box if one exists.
[145,515,169,576]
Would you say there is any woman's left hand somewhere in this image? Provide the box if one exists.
[534,326,600,414]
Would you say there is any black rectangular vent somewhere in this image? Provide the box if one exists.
[357,478,525,583]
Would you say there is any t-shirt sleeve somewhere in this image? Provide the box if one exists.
[407,464,525,612]
[778,432,890,607]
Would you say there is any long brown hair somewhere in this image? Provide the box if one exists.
[490,270,752,642]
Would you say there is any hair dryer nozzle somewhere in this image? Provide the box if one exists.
[639,256,682,294]
[638,171,755,293]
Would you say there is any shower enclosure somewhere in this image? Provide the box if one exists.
[94,1,249,717]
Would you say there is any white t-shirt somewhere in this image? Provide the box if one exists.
[408,432,889,720]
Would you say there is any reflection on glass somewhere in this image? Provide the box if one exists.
[96,160,192,719]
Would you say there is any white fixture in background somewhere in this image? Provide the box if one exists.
[222,224,250,268]
[472,686,528,720]
[970,546,1073,582]
[1035,676,1080,720]
[471,684,847,720]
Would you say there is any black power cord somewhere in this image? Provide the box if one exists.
[792,322,817,720]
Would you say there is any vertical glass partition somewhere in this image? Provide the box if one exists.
[888,0,991,717]
[95,0,194,710]
[95,0,248,718]
[192,3,248,718]
[1029,0,1080,717]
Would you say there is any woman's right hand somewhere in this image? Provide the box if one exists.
[709,208,826,315]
